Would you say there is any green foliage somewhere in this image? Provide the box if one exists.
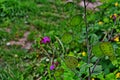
[54,68,64,79]
[27,31,37,41]
[0,29,9,40]
[0,0,38,26]
[92,42,116,62]
[0,0,120,80]
[70,15,82,26]
[92,43,104,57]
[64,2,75,12]
[64,56,78,69]
[61,33,73,44]
[100,42,114,56]
[105,73,116,80]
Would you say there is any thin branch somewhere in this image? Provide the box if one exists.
[41,46,51,59]
[39,71,48,80]
[83,0,91,80]
[108,22,116,41]
[91,58,100,73]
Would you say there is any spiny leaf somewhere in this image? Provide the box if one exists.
[64,56,78,69]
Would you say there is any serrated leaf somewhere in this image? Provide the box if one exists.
[70,15,82,26]
[100,42,114,56]
[61,33,72,44]
[64,56,78,69]
[92,43,104,57]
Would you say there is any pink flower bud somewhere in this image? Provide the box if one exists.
[40,36,50,44]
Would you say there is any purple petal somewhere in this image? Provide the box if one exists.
[41,36,50,44]
[50,65,55,70]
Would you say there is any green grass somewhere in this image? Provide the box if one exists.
[0,0,120,80]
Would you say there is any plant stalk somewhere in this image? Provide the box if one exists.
[91,58,100,73]
[83,0,91,80]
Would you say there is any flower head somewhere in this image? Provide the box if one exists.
[113,36,119,42]
[110,14,117,22]
[81,51,86,56]
[77,64,80,67]
[92,78,95,80]
[98,21,103,25]
[91,78,95,80]
[116,72,120,78]
[52,61,59,67]
[115,2,119,7]
[50,65,55,70]
[41,36,50,44]
[55,62,59,66]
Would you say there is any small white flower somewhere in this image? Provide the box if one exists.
[46,58,49,62]
[14,54,18,58]
[6,42,11,46]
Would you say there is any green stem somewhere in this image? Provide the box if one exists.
[41,46,50,59]
[91,58,100,73]
[48,64,51,79]
[55,36,65,57]
[108,22,116,41]
[102,32,108,41]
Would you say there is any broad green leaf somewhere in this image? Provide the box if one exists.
[68,51,75,57]
[105,73,116,80]
[64,2,75,11]
[92,65,102,73]
[64,56,78,69]
[100,42,116,62]
[100,42,114,56]
[61,33,72,44]
[92,43,104,57]
[103,18,109,23]
[70,15,82,26]
[91,56,98,63]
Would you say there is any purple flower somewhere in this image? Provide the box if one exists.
[50,65,55,70]
[111,14,117,22]
[113,15,116,21]
[41,36,50,44]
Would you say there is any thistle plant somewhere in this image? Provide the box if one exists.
[36,0,119,80]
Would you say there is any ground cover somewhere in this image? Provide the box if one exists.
[0,0,120,80]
